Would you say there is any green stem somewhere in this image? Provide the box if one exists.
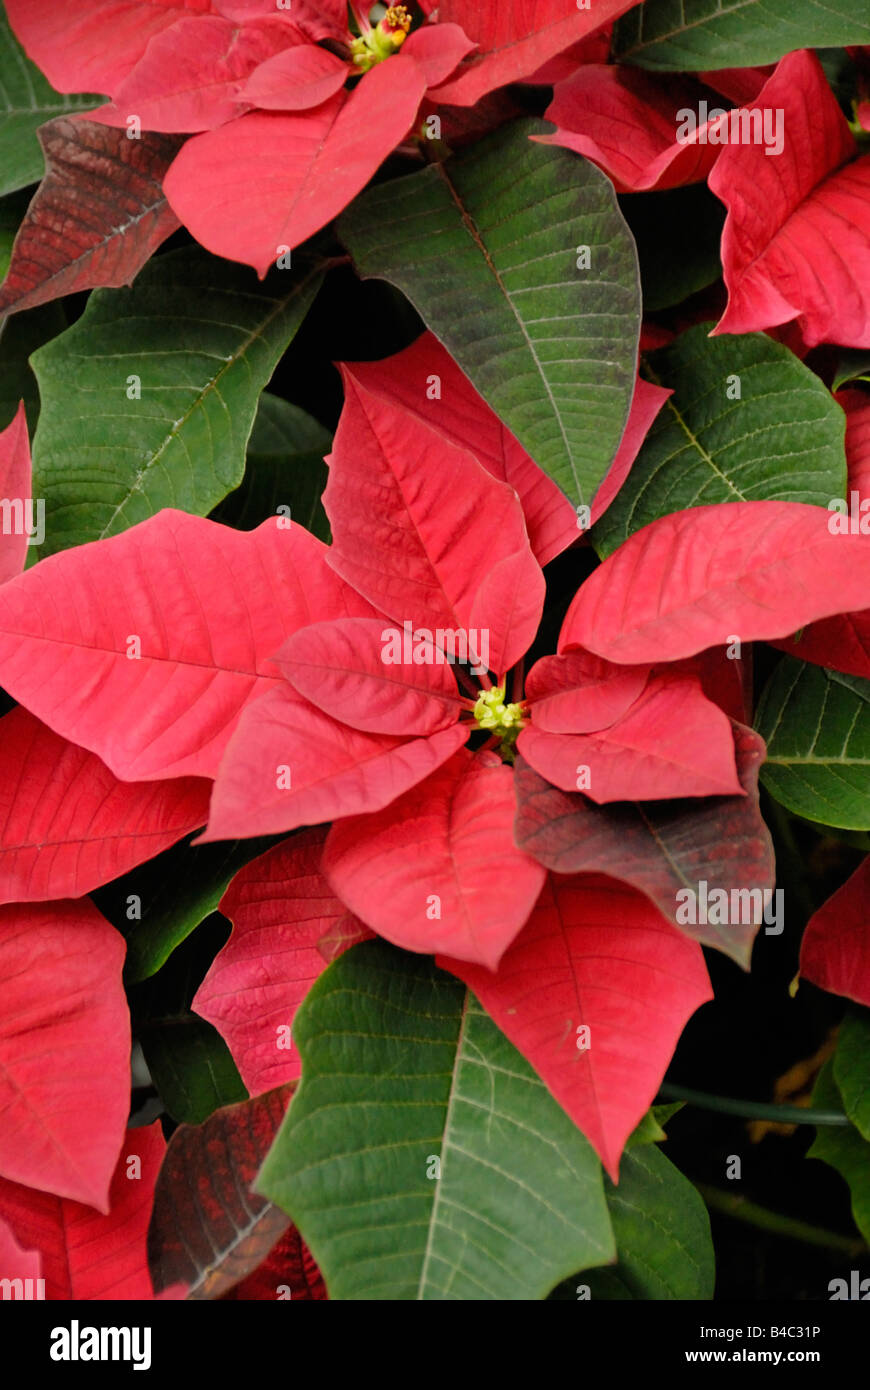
[697,1184,867,1258]
[658,1082,849,1126]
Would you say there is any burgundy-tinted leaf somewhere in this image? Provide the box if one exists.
[219,1224,326,1300]
[0,119,182,316]
[148,1084,295,1300]
[513,724,775,967]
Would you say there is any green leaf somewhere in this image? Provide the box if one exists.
[619,185,723,313]
[833,1011,870,1143]
[809,1061,870,1245]
[30,246,324,555]
[593,325,847,556]
[561,1269,633,1299]
[258,940,615,1300]
[756,659,870,830]
[211,392,330,540]
[0,11,99,197]
[627,1102,684,1148]
[133,914,247,1125]
[339,119,641,509]
[549,1142,713,1300]
[614,0,870,70]
[0,188,31,283]
[589,1145,714,1299]
[248,392,329,456]
[816,46,863,113]
[0,300,65,433]
[111,834,278,984]
[832,352,870,391]
[139,1013,247,1126]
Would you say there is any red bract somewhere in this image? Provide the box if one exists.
[283,618,466,736]
[92,15,297,132]
[201,372,546,845]
[204,686,469,839]
[0,900,130,1210]
[770,390,870,679]
[841,387,870,498]
[0,403,32,584]
[590,376,673,525]
[345,334,670,565]
[163,60,429,273]
[710,49,870,348]
[0,1122,167,1299]
[6,0,217,96]
[430,0,641,107]
[322,748,546,969]
[561,501,870,666]
[323,371,543,670]
[801,856,870,1007]
[7,0,638,274]
[343,333,578,569]
[667,646,751,725]
[6,0,870,1310]
[0,707,210,905]
[0,510,374,781]
[193,829,372,1093]
[516,669,742,802]
[537,66,722,192]
[440,873,713,1179]
[0,1217,41,1292]
[524,650,648,732]
[525,27,615,86]
[204,377,738,857]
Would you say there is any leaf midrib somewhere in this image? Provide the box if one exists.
[621,0,867,58]
[95,264,322,539]
[433,161,578,499]
[416,987,470,1300]
[641,356,745,501]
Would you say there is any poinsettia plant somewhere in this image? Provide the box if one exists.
[1,0,870,1312]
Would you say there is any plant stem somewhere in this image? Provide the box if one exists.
[658,1081,850,1126]
[455,667,479,699]
[696,1183,867,1258]
[511,656,525,704]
